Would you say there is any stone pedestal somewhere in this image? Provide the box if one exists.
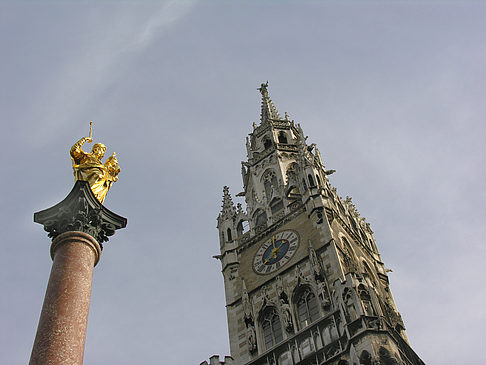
[30,181,126,365]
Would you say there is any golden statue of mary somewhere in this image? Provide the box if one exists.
[70,132,120,204]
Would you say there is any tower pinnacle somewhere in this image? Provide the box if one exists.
[258,81,281,123]
[219,186,236,220]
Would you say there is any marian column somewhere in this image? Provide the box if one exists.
[30,126,127,365]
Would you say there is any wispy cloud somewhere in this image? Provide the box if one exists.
[130,0,196,51]
[26,1,197,146]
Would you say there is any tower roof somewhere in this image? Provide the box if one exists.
[258,81,281,123]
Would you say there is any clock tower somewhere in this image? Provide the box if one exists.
[216,83,424,365]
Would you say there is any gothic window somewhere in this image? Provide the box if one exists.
[302,178,307,190]
[316,174,321,186]
[237,220,250,236]
[270,198,284,214]
[263,137,272,149]
[378,347,400,365]
[359,350,372,365]
[295,286,320,328]
[227,228,232,241]
[308,174,315,187]
[278,131,288,144]
[358,284,375,316]
[260,307,283,350]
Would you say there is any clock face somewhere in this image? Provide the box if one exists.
[253,230,299,275]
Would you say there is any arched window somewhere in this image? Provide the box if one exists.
[359,350,373,365]
[236,220,250,236]
[358,284,375,316]
[378,347,400,365]
[263,137,272,149]
[316,174,321,186]
[260,307,283,350]
[295,287,319,328]
[278,131,288,144]
[226,228,232,241]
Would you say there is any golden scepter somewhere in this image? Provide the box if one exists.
[89,121,93,141]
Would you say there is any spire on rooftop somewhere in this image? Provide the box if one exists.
[258,81,281,123]
[219,186,236,220]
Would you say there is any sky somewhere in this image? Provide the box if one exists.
[1,1,485,364]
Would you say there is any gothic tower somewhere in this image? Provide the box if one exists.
[216,83,424,365]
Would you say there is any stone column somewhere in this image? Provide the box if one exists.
[30,231,101,365]
[30,181,126,365]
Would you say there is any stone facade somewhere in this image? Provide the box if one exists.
[215,83,424,365]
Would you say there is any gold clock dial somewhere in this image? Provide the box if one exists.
[253,230,299,275]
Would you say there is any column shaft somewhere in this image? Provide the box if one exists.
[30,231,101,365]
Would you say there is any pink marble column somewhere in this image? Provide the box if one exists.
[29,231,102,365]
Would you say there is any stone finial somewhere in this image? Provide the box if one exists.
[34,180,127,247]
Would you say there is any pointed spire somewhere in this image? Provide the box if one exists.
[220,186,236,220]
[258,81,281,122]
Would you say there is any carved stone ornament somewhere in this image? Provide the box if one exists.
[317,280,331,310]
[279,298,294,333]
[242,279,253,321]
[247,323,257,354]
[275,275,284,296]
[308,240,322,280]
[295,264,306,283]
[34,180,127,246]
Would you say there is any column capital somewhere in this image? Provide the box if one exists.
[51,230,102,266]
[34,180,127,248]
